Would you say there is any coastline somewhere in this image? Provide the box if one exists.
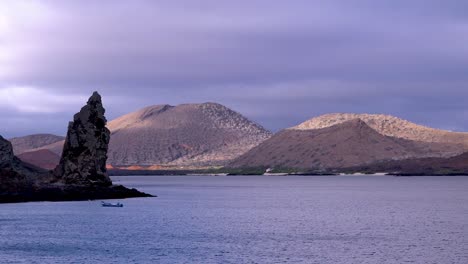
[0,184,154,204]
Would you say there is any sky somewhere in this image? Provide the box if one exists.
[1,0,467,138]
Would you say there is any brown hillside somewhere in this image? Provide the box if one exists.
[106,102,271,166]
[230,119,465,170]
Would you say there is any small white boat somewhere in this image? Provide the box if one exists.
[101,201,123,207]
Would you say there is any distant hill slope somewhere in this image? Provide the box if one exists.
[294,113,468,146]
[17,149,60,170]
[106,102,272,166]
[230,119,467,170]
[30,140,65,156]
[10,134,65,155]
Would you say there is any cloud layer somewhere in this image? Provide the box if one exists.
[1,0,467,137]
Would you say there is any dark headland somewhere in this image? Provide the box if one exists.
[0,92,153,203]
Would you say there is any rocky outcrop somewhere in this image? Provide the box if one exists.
[53,92,112,186]
[1,92,153,203]
[0,135,44,176]
[0,135,43,194]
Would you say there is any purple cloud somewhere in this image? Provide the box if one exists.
[1,0,467,137]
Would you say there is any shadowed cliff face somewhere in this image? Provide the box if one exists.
[54,92,112,186]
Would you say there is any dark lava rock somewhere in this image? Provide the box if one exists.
[54,91,112,186]
[0,135,44,194]
[0,184,153,203]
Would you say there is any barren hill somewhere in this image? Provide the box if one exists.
[230,119,466,170]
[106,102,272,166]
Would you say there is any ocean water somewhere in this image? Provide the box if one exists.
[0,176,467,264]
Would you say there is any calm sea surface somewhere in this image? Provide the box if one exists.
[0,176,467,263]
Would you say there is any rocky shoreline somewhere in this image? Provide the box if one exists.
[0,184,153,204]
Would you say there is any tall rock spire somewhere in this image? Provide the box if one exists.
[54,91,112,186]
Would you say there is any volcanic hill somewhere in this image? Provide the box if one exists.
[230,114,468,171]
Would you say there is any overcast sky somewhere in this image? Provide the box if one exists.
[1,0,467,138]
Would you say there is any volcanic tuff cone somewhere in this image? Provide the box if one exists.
[106,103,272,166]
[230,117,468,170]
